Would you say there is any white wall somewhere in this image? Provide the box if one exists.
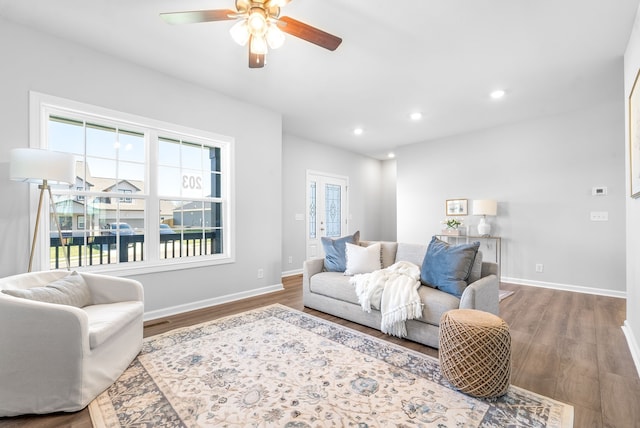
[281,135,394,274]
[379,159,398,242]
[0,18,283,317]
[624,5,640,374]
[397,98,626,296]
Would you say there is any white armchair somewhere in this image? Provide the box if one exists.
[0,270,144,416]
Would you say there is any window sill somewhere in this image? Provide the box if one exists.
[71,255,234,277]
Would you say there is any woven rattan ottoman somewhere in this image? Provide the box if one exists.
[439,309,511,398]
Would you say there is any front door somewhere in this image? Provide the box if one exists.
[306,171,349,260]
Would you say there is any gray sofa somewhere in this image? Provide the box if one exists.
[303,240,499,349]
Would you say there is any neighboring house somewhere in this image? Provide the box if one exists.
[54,162,174,233]
[92,178,145,229]
[173,200,221,229]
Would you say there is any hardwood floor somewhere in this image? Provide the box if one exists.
[2,276,639,427]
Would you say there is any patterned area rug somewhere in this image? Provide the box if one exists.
[89,304,573,427]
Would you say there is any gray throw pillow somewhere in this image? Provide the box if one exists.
[2,271,91,308]
[321,231,360,272]
[420,236,480,298]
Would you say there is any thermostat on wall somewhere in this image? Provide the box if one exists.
[592,186,608,196]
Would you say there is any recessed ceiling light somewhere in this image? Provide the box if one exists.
[410,112,423,121]
[353,127,364,135]
[387,152,396,159]
[490,89,506,99]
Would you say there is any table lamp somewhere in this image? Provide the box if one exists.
[472,199,497,236]
[10,148,76,272]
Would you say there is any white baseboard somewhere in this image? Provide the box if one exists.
[622,321,640,379]
[143,283,284,321]
[282,268,303,277]
[501,276,627,299]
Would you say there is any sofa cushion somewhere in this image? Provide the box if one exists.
[420,237,480,298]
[345,242,381,275]
[1,272,91,308]
[468,250,483,284]
[321,231,360,272]
[418,285,461,325]
[395,243,427,266]
[84,301,144,349]
[309,273,460,327]
[309,272,360,305]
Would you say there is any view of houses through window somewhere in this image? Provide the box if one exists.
[43,107,229,270]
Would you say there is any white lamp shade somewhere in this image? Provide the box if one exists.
[230,20,250,46]
[472,199,497,216]
[266,22,285,49]
[250,35,268,55]
[10,148,76,185]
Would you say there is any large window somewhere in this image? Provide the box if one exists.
[31,93,234,273]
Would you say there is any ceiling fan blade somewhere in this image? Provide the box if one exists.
[277,16,342,51]
[160,10,237,25]
[249,51,266,68]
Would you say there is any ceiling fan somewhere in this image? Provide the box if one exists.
[160,0,342,68]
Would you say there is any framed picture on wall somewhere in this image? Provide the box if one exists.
[629,68,640,198]
[445,199,468,216]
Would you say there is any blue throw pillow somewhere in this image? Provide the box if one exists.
[420,236,480,298]
[321,231,360,272]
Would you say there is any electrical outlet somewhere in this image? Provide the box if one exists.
[590,211,608,221]
[535,264,544,273]
[288,256,293,264]
[257,268,264,279]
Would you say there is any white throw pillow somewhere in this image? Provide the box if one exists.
[344,242,382,275]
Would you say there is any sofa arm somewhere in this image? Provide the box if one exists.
[303,258,325,291]
[81,273,144,305]
[481,261,498,277]
[459,274,499,315]
[0,296,90,415]
[0,297,89,350]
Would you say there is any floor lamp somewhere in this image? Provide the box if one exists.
[10,148,76,272]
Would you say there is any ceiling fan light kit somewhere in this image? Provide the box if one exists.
[247,7,268,31]
[160,0,342,68]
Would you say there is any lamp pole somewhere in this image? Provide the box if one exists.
[28,179,70,272]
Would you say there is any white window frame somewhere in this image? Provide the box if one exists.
[29,91,236,276]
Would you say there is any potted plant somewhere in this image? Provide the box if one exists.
[441,218,464,235]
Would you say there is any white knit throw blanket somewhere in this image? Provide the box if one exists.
[350,261,423,338]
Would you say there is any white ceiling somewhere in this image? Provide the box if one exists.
[1,0,638,159]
